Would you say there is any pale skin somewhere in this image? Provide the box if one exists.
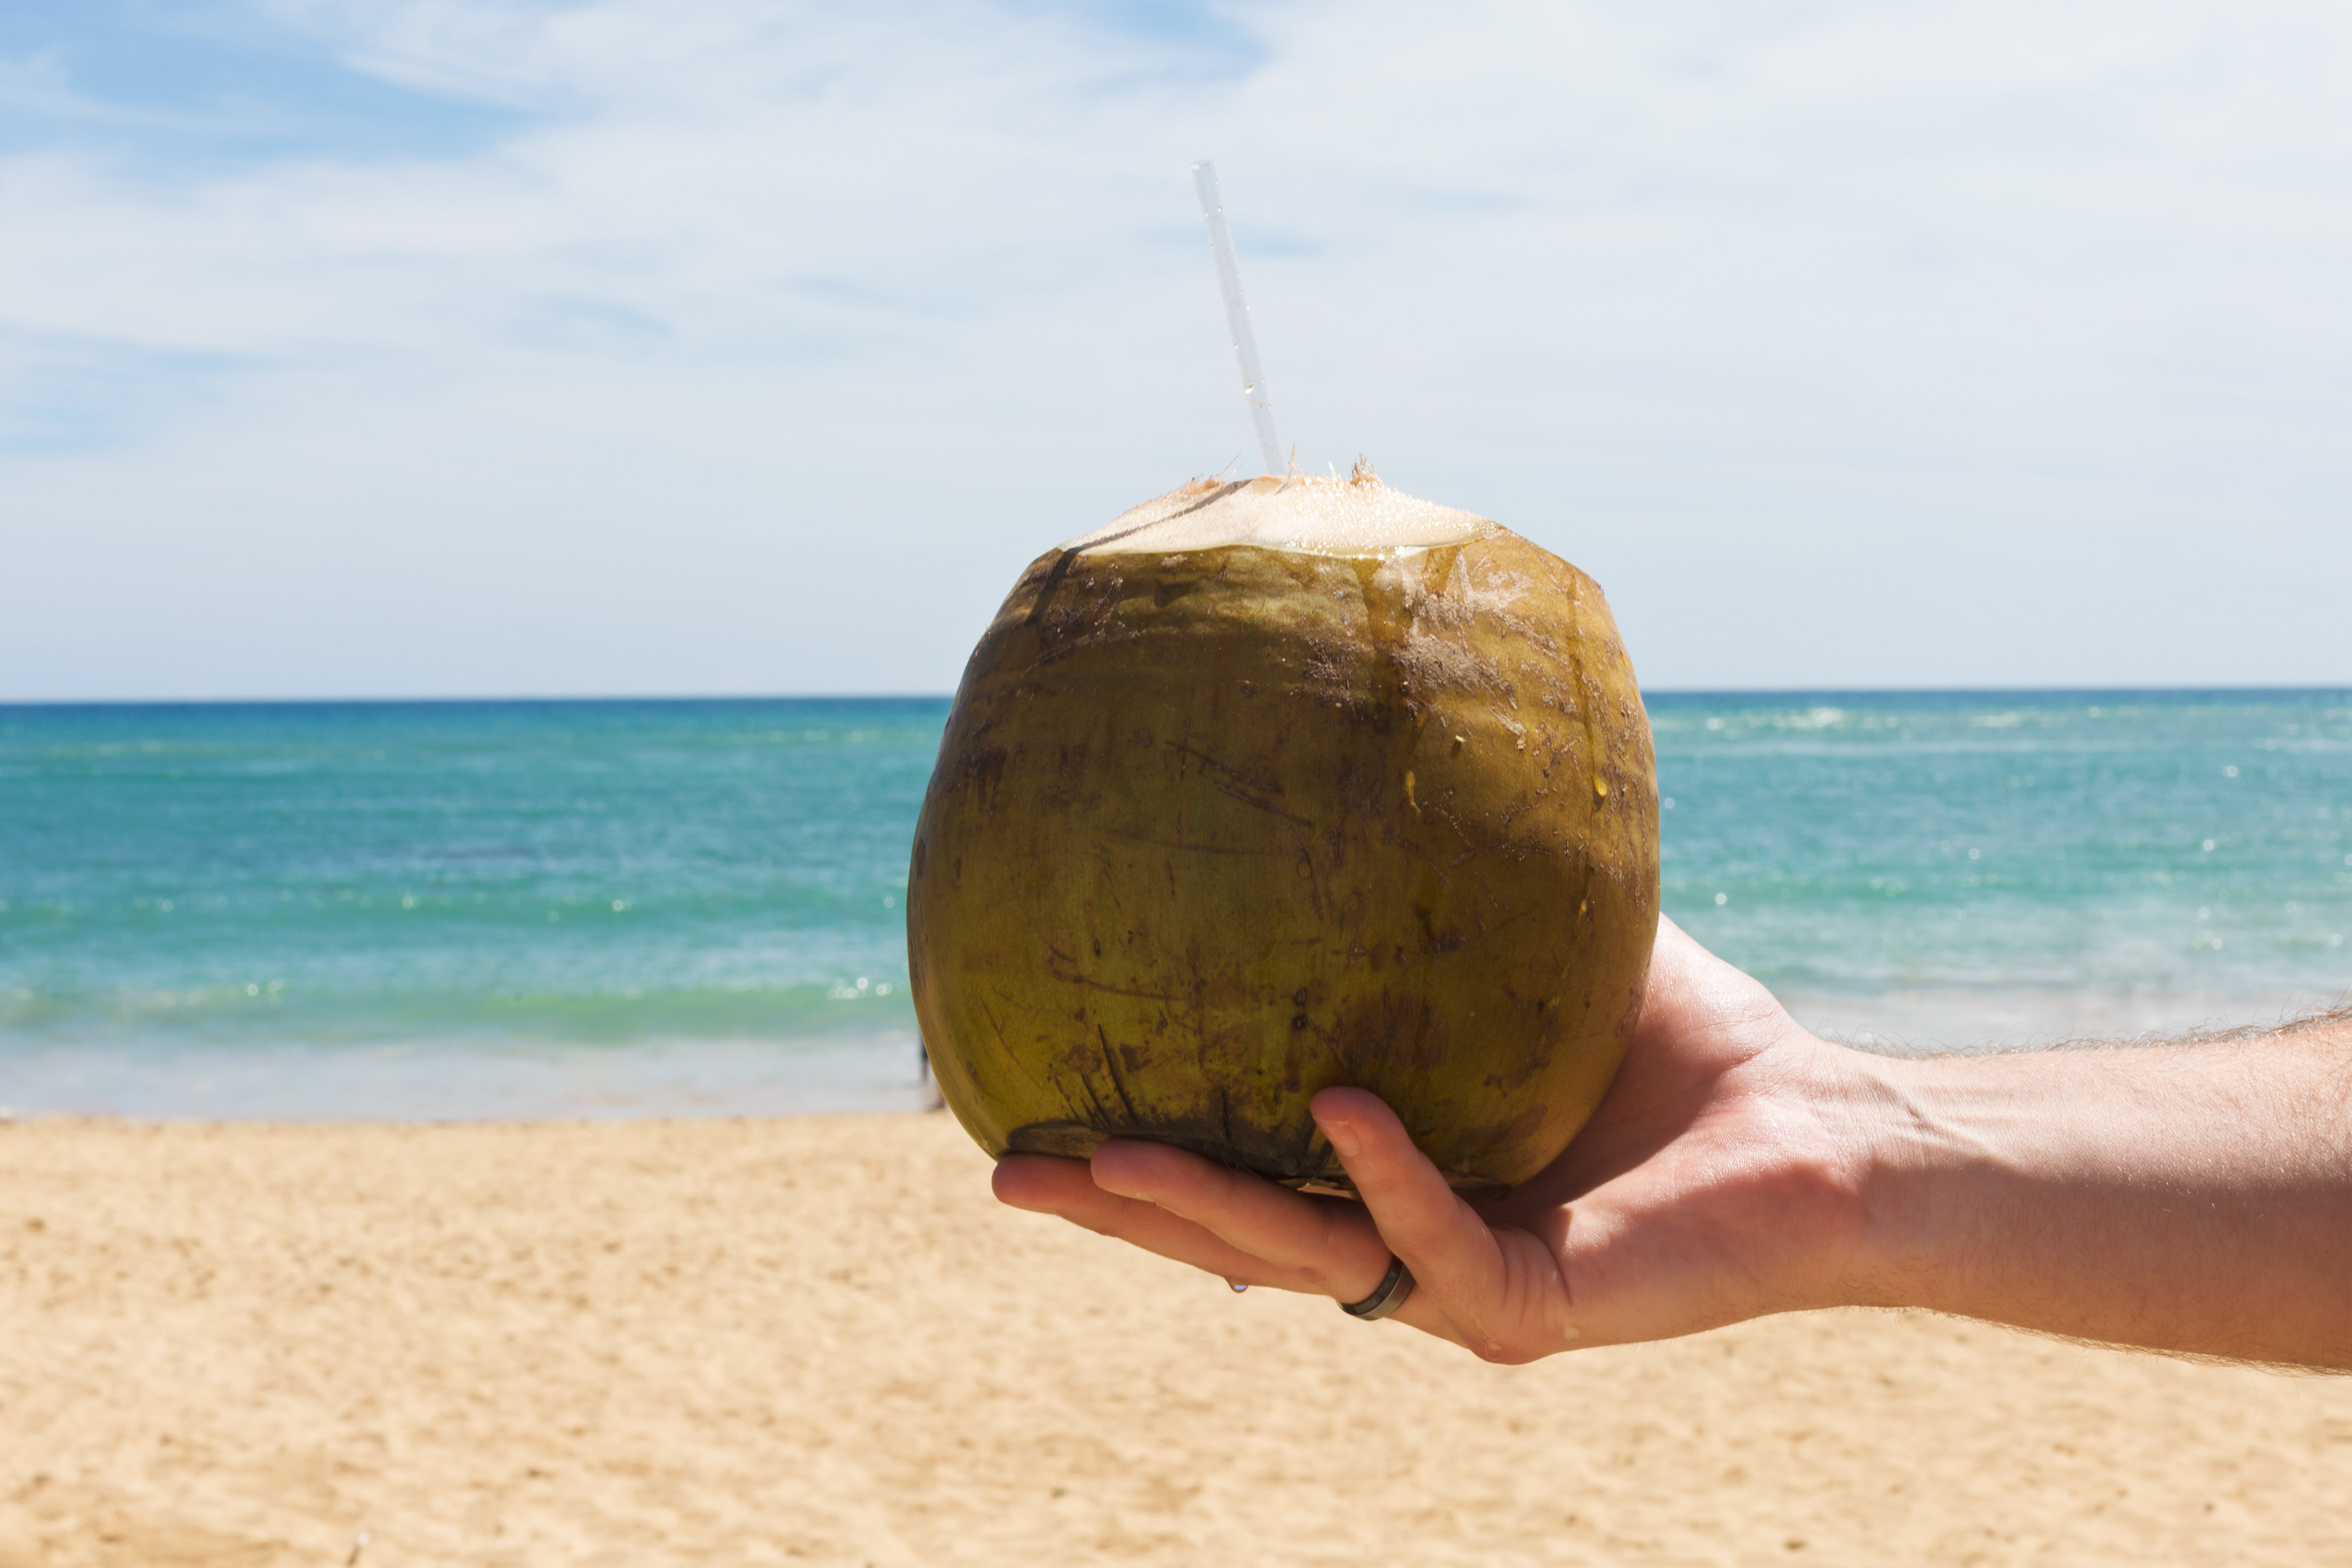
[994,917,2352,1372]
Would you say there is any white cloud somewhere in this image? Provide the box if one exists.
[3,0,2350,697]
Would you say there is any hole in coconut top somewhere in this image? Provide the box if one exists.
[1060,473,1496,559]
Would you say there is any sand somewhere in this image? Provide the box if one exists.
[2,1113,2347,1567]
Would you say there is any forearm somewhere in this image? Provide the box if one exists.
[1846,1018,2352,1369]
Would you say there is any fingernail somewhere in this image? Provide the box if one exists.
[1322,1118,1361,1158]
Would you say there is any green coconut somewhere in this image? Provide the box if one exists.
[906,469,1659,1193]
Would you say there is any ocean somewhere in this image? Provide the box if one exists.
[2,692,2347,1118]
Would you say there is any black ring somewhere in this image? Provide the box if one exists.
[1339,1256,1416,1321]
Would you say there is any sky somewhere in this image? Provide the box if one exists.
[2,0,2348,699]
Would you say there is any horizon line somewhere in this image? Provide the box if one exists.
[4,683,2349,709]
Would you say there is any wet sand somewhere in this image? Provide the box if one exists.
[2,1112,2347,1566]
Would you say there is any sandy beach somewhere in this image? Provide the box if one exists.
[2,1111,2348,1567]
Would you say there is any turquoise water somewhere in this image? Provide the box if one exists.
[2,692,2347,1115]
[0,700,937,1115]
[1649,690,2352,998]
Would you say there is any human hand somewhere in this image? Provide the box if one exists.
[991,917,1879,1362]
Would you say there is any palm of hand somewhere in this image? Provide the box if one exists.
[993,918,1860,1362]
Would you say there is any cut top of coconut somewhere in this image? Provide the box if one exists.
[1061,473,1497,559]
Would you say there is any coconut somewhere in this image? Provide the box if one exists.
[906,468,1659,1193]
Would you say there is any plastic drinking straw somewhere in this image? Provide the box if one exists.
[1191,160,1286,476]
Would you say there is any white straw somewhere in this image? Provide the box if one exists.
[1191,160,1286,476]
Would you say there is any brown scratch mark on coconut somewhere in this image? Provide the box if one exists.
[1098,1024,1143,1127]
[1070,1069,1120,1132]
[1022,548,1084,630]
[1470,903,1540,947]
[1163,742,1314,826]
[1044,946,1178,1004]
[956,747,1009,811]
[1442,835,1534,871]
[1164,740,1284,795]
[1105,830,1290,857]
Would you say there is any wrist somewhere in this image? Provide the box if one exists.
[1797,1045,1967,1315]
[1832,1050,2053,1322]
[1698,1029,1928,1323]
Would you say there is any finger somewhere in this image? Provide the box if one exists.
[992,1151,1110,1215]
[1310,1089,1527,1339]
[992,1154,1274,1285]
[1090,1140,1392,1300]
